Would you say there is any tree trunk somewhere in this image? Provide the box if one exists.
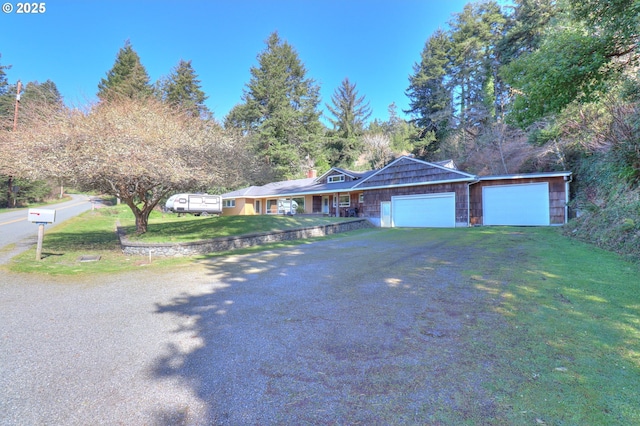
[134,210,149,235]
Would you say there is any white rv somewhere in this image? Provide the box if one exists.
[165,194,222,216]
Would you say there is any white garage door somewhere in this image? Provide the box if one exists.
[483,183,549,226]
[392,193,456,227]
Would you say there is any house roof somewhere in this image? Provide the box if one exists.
[353,156,476,189]
[221,156,569,200]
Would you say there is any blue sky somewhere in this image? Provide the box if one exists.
[0,0,505,124]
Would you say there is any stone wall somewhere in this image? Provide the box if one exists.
[118,219,373,257]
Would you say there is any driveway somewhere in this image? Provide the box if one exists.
[0,228,510,425]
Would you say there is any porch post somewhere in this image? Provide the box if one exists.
[334,193,339,217]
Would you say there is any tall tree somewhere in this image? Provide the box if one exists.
[502,0,640,127]
[225,32,323,180]
[448,1,507,127]
[156,59,210,118]
[326,77,371,139]
[497,0,557,65]
[406,29,453,154]
[3,97,253,234]
[325,77,371,167]
[97,41,152,101]
[0,54,13,121]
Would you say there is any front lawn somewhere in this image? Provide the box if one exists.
[121,207,353,243]
[5,205,354,275]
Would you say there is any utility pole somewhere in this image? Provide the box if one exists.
[8,80,22,207]
[12,80,21,131]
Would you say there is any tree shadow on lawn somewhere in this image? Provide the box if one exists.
[150,229,532,425]
[41,229,121,252]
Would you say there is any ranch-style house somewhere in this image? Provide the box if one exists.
[221,156,572,228]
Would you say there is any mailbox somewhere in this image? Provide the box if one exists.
[27,208,56,224]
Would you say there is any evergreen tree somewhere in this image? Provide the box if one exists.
[21,80,62,105]
[0,55,13,120]
[497,0,556,65]
[325,77,371,167]
[97,41,152,101]
[156,59,210,118]
[406,29,453,154]
[448,1,507,127]
[225,32,323,179]
[326,77,371,139]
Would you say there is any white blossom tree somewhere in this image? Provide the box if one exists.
[2,97,255,234]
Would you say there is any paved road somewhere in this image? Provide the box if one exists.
[0,229,507,425]
[0,195,93,264]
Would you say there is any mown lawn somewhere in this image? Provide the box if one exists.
[430,227,640,424]
[5,205,353,274]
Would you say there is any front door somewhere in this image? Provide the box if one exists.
[380,201,391,227]
[255,200,261,214]
[322,196,329,214]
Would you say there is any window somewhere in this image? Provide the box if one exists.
[339,195,350,207]
[359,193,364,203]
[328,174,345,183]
[267,199,278,214]
[292,197,305,213]
[223,199,235,208]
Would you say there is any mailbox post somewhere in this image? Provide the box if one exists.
[27,209,56,261]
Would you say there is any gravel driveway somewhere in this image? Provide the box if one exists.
[0,228,510,425]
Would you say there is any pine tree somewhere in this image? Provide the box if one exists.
[156,59,210,118]
[325,77,371,168]
[406,29,453,150]
[0,54,13,119]
[225,32,323,179]
[326,77,371,139]
[97,41,152,101]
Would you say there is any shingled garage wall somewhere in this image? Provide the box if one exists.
[469,176,569,226]
[356,156,475,228]
[363,182,470,227]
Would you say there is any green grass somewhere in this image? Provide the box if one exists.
[5,205,353,275]
[444,227,640,425]
[122,208,354,242]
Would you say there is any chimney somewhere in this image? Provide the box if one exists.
[307,169,317,179]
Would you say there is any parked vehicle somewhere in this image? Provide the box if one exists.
[165,193,222,216]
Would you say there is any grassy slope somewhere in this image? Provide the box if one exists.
[442,227,639,425]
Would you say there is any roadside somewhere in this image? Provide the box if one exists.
[0,194,93,265]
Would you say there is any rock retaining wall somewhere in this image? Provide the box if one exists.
[117,219,373,257]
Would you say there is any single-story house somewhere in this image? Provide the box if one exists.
[221,156,572,228]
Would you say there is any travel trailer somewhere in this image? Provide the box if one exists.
[165,194,222,216]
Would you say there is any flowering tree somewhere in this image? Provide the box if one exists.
[2,98,254,234]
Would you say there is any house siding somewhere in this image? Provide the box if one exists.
[221,198,252,216]
[363,183,470,226]
[469,176,568,225]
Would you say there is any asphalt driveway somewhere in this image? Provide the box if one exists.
[0,228,510,425]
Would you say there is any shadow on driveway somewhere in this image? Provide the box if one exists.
[151,228,515,424]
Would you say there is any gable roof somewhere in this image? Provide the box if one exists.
[353,156,476,189]
[315,166,372,182]
[221,156,478,199]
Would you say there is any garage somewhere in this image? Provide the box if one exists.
[392,193,456,227]
[483,182,550,226]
